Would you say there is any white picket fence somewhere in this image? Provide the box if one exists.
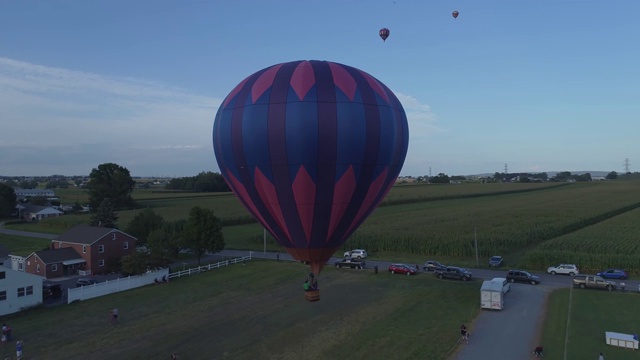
[68,268,170,304]
[66,255,252,303]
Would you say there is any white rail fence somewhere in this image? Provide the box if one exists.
[168,255,252,279]
[67,255,252,303]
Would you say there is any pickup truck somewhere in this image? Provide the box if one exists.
[572,275,616,291]
[334,257,366,269]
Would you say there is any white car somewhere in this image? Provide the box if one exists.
[343,249,368,259]
[547,264,579,276]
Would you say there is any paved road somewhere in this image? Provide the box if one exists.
[0,227,57,239]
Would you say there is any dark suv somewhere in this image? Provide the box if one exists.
[43,283,63,300]
[506,270,540,285]
[434,266,472,281]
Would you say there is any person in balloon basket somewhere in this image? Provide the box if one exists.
[303,273,318,291]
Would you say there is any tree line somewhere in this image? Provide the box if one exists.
[164,172,230,192]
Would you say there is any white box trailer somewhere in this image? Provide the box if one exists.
[481,280,504,310]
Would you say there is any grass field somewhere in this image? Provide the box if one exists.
[0,233,50,256]
[540,288,640,360]
[0,261,480,360]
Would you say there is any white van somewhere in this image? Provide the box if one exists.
[480,280,504,310]
[491,277,510,294]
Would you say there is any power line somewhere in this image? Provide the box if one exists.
[623,158,630,173]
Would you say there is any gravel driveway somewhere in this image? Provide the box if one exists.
[451,284,553,360]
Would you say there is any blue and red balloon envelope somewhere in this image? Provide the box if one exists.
[213,60,409,275]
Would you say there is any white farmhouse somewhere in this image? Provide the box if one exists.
[0,266,44,316]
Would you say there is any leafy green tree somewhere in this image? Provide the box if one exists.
[89,198,119,228]
[183,207,225,265]
[29,196,48,205]
[0,183,17,218]
[429,173,450,184]
[72,201,84,213]
[87,163,135,211]
[120,252,149,276]
[124,208,165,247]
[606,171,618,180]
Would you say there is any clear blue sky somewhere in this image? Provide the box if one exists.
[1,0,638,177]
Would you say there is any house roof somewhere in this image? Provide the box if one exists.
[54,225,135,245]
[33,247,83,265]
[22,204,63,215]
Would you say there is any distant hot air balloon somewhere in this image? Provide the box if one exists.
[379,28,390,42]
[213,60,409,301]
[452,10,459,19]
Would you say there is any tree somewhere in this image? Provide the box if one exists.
[124,208,165,247]
[89,198,119,228]
[183,207,225,265]
[87,163,136,211]
[120,252,150,276]
[72,201,84,214]
[606,171,618,180]
[0,183,17,218]
[429,173,450,184]
[147,220,186,263]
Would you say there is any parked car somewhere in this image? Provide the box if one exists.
[547,264,579,276]
[506,270,540,285]
[388,264,417,275]
[423,260,446,272]
[434,266,472,281]
[76,278,98,287]
[489,256,504,267]
[343,249,368,259]
[596,269,628,280]
[334,257,366,269]
[43,283,63,300]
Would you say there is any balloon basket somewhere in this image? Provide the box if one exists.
[304,290,320,302]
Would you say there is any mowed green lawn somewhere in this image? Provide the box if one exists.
[0,233,50,256]
[0,261,479,360]
[541,289,640,360]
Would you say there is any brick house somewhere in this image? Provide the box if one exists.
[25,225,137,278]
[24,248,85,279]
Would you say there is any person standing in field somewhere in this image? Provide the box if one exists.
[16,340,23,359]
[599,352,604,360]
[112,307,119,323]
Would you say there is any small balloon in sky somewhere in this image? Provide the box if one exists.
[452,10,459,19]
[379,28,390,42]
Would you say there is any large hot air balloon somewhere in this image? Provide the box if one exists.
[379,28,390,42]
[452,10,459,19]
[213,60,409,299]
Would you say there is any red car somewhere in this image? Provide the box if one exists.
[388,264,417,275]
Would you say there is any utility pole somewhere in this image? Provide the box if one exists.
[474,227,479,267]
[623,158,630,173]
[503,163,508,174]
[429,166,432,177]
[263,228,267,254]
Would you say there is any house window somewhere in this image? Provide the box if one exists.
[37,264,41,273]
[17,287,25,297]
[112,233,116,240]
[83,245,87,253]
[123,241,129,250]
[52,264,58,272]
[99,259,105,267]
[0,291,6,301]
[0,271,5,280]
[99,245,105,253]
[26,286,33,296]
